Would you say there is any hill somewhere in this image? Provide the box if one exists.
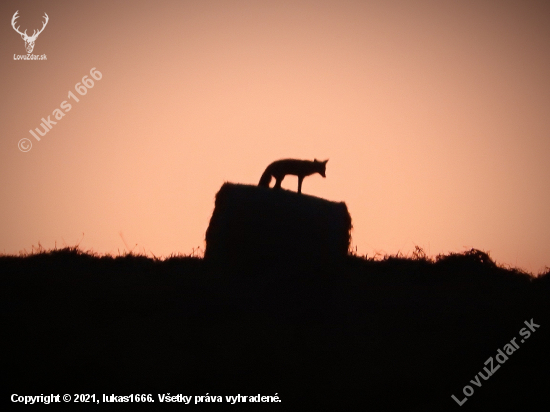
[2,247,549,409]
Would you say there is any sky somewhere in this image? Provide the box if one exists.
[1,0,549,273]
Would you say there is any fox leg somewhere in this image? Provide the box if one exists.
[274,176,283,189]
[298,176,304,194]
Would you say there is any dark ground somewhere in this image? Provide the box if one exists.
[1,248,549,409]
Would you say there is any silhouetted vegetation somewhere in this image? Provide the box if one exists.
[2,244,549,409]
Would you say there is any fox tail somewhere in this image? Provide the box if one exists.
[258,169,272,187]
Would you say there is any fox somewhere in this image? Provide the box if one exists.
[258,158,328,194]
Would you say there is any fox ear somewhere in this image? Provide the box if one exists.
[323,159,328,165]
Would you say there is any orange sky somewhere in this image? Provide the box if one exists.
[2,0,549,273]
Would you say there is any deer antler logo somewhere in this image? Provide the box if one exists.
[12,10,49,54]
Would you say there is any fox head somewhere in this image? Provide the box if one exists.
[314,159,328,177]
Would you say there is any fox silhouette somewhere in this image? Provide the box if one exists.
[258,158,328,194]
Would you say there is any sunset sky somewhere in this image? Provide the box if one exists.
[2,0,549,273]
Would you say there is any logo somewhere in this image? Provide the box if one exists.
[11,10,48,55]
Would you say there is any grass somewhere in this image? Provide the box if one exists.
[2,244,549,409]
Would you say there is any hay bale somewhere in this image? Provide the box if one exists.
[204,183,352,268]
